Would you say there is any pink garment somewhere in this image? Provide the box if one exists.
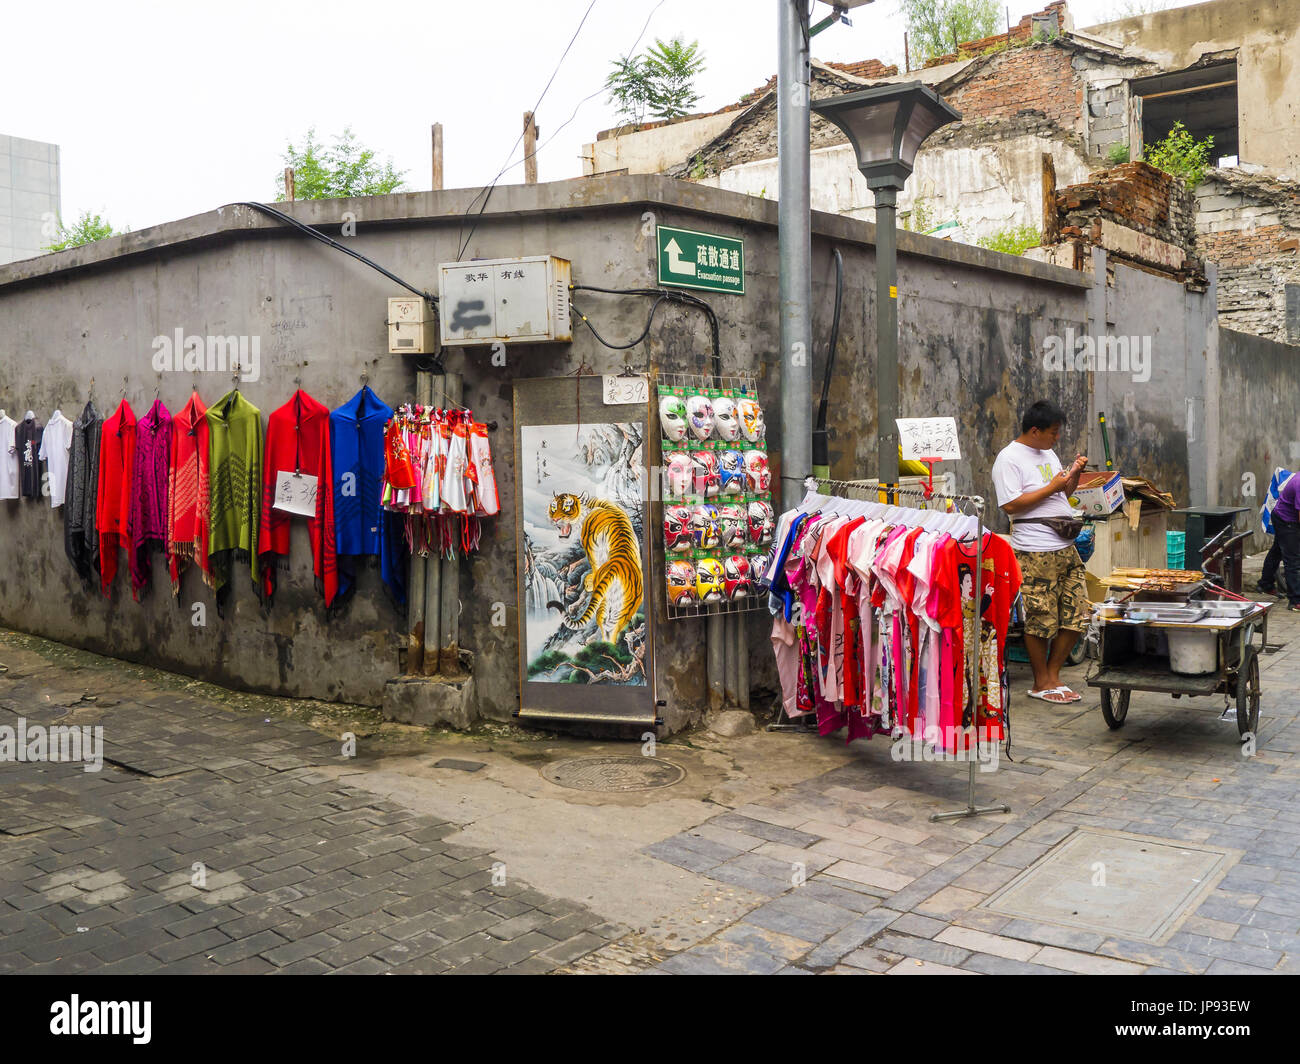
[846,519,883,720]
[771,616,804,717]
[872,527,912,724]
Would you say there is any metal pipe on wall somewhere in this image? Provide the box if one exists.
[723,611,738,705]
[778,0,813,514]
[736,613,750,711]
[707,613,725,710]
[438,371,464,674]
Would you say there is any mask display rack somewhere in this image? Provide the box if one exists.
[771,475,1011,823]
[656,372,772,619]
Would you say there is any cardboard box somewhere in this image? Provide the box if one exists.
[1072,471,1123,515]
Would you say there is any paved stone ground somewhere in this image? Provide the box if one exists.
[0,643,623,974]
[567,587,1300,975]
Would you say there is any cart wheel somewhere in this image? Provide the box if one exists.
[1236,647,1260,740]
[1100,687,1129,729]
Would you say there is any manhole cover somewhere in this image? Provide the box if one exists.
[542,756,685,792]
[981,827,1238,944]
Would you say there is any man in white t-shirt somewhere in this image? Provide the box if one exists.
[992,400,1089,706]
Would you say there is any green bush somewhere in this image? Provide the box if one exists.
[977,223,1041,256]
[1143,121,1213,188]
[1106,142,1130,165]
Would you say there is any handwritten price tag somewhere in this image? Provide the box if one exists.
[273,470,319,517]
[603,374,649,405]
[896,417,961,461]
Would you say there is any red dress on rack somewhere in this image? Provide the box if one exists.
[96,400,137,596]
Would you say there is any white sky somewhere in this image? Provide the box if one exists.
[5,0,1199,233]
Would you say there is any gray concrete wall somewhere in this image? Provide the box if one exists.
[0,135,60,265]
[1215,327,1300,554]
[0,174,1186,731]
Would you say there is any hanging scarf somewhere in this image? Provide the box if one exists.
[96,399,137,596]
[168,392,213,594]
[128,398,172,600]
[206,390,263,613]
[65,399,102,584]
[258,389,338,607]
[331,385,406,607]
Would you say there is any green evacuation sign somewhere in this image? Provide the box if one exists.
[657,225,745,295]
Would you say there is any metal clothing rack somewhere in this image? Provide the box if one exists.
[768,475,1010,822]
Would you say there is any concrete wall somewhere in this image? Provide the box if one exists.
[1086,0,1300,173]
[1215,327,1300,553]
[583,112,738,178]
[701,122,1094,245]
[0,135,60,265]
[1,174,1211,731]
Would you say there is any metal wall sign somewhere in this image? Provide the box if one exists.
[514,376,656,726]
[656,225,745,295]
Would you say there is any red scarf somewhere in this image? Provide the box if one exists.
[168,392,213,593]
[97,399,137,596]
[257,390,337,606]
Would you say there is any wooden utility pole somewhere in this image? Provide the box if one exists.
[1041,152,1059,245]
[523,111,539,185]
[283,167,295,201]
[431,123,444,191]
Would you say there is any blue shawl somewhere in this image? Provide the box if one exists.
[330,386,407,606]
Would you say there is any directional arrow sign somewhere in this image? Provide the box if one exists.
[663,237,696,276]
[657,225,744,295]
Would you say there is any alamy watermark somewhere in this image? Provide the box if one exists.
[151,328,261,382]
[1042,328,1151,383]
[890,725,1001,772]
[0,717,103,772]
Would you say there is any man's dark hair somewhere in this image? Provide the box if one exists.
[1021,400,1066,433]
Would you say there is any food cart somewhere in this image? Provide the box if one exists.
[1084,569,1270,741]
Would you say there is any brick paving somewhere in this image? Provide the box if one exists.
[0,641,623,974]
[572,597,1300,975]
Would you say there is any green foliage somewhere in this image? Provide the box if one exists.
[606,36,706,126]
[1106,141,1131,165]
[902,0,1001,65]
[43,209,120,252]
[276,127,407,201]
[903,198,936,234]
[1143,121,1214,188]
[689,152,708,180]
[977,223,1042,256]
[1103,0,1174,18]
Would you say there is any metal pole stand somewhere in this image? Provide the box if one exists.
[930,759,1009,822]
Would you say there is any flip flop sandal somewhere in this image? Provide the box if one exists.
[1028,688,1072,704]
[1055,687,1083,702]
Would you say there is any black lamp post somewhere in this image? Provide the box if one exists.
[812,83,959,486]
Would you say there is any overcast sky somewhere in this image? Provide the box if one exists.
[6,0,1198,233]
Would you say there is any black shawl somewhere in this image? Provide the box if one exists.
[64,399,102,583]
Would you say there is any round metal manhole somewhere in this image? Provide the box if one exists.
[541,756,685,792]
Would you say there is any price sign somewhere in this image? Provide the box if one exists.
[896,417,961,461]
[273,470,319,517]
[603,374,650,405]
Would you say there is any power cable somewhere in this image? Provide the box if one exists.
[234,200,436,306]
[455,0,601,261]
[569,283,721,385]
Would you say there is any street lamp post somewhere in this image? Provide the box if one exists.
[811,83,959,486]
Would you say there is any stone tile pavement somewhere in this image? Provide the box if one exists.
[0,639,624,974]
[568,594,1300,975]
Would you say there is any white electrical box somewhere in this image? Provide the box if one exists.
[438,255,572,346]
[388,296,439,354]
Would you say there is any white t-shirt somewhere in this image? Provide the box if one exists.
[39,410,74,507]
[0,415,18,500]
[992,439,1077,552]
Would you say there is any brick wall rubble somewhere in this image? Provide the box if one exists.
[1197,168,1300,343]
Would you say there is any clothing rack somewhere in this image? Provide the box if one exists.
[774,475,1010,822]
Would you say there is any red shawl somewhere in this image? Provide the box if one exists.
[257,390,337,606]
[168,392,213,593]
[97,399,137,596]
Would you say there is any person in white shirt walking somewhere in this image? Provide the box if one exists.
[992,400,1089,705]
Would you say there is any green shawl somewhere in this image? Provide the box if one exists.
[206,390,263,609]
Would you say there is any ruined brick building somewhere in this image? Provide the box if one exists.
[584,0,1300,345]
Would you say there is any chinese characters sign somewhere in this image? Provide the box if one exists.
[657,225,745,295]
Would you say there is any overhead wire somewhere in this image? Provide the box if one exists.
[455,0,602,261]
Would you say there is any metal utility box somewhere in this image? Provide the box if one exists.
[387,296,438,354]
[438,255,572,346]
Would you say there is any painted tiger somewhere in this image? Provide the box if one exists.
[549,492,644,645]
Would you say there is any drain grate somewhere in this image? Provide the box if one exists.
[981,827,1237,944]
[542,756,685,792]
